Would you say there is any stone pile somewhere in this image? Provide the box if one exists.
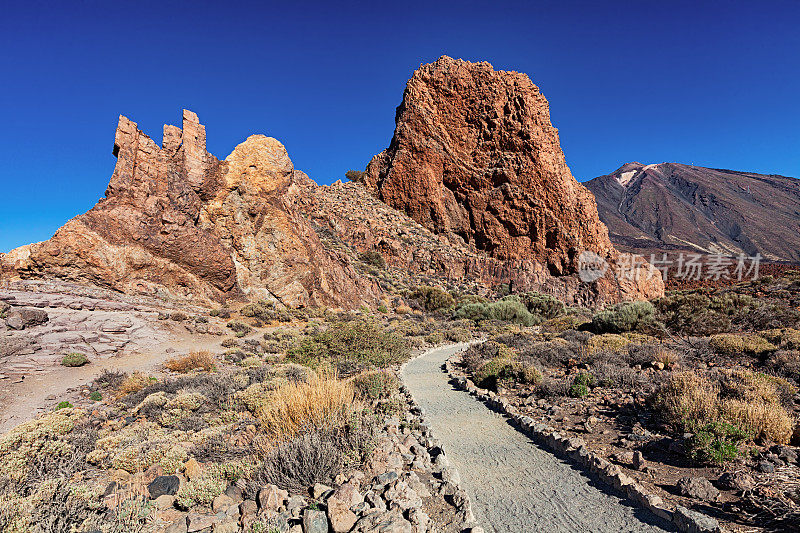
[142,382,474,533]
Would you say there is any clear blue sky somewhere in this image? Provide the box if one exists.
[2,0,799,253]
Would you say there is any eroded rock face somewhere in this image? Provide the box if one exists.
[1,111,377,308]
[363,56,663,300]
[364,56,612,275]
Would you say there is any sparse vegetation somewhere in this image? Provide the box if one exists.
[164,351,216,373]
[288,319,409,376]
[61,352,89,367]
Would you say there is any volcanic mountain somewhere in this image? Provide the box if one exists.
[586,162,800,261]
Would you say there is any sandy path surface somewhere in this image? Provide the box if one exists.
[0,331,223,434]
[401,344,674,533]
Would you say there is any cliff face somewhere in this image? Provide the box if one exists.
[364,56,612,276]
[1,111,377,308]
[364,56,662,300]
[586,162,800,261]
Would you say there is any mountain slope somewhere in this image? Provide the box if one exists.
[586,162,800,261]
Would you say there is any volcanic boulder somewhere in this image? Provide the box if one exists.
[364,56,662,299]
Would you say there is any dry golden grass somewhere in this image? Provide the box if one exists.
[656,369,796,445]
[586,334,630,355]
[721,399,794,443]
[656,371,719,425]
[256,372,357,440]
[164,351,215,373]
[115,372,152,398]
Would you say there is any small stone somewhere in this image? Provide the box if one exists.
[212,493,235,513]
[155,494,176,510]
[257,484,288,511]
[186,512,217,532]
[312,482,333,500]
[148,475,180,499]
[165,517,188,533]
[183,458,203,480]
[673,505,721,532]
[716,472,755,492]
[677,477,720,502]
[302,508,329,533]
[632,451,646,471]
[758,461,775,473]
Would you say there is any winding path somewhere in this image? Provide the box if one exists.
[401,344,673,533]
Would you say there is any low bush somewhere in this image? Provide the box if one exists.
[519,292,565,319]
[255,373,357,439]
[240,300,292,324]
[350,370,399,401]
[288,320,409,376]
[210,308,231,319]
[689,421,750,464]
[455,297,540,326]
[55,401,73,410]
[568,372,594,398]
[586,334,630,355]
[88,391,102,401]
[164,351,215,373]
[247,424,374,495]
[589,301,656,334]
[94,369,126,390]
[654,369,796,453]
[709,333,776,356]
[170,311,187,321]
[61,352,89,367]
[227,321,253,338]
[411,286,455,312]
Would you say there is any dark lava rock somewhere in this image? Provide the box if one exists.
[148,475,180,499]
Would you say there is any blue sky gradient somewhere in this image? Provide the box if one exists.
[1,0,799,252]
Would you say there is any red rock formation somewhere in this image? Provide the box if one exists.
[364,56,662,300]
[1,111,377,308]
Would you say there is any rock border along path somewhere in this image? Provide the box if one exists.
[401,343,677,533]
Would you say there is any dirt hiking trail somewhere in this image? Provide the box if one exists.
[401,344,674,533]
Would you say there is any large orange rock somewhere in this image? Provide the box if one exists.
[364,56,662,301]
[1,111,377,308]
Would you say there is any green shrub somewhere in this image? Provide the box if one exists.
[352,371,399,401]
[227,321,253,338]
[568,372,594,397]
[88,391,102,401]
[590,301,655,333]
[455,297,540,326]
[568,382,589,398]
[55,401,73,410]
[520,292,565,319]
[411,286,455,312]
[654,292,757,335]
[61,352,89,367]
[288,320,409,376]
[474,357,516,390]
[688,421,750,464]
